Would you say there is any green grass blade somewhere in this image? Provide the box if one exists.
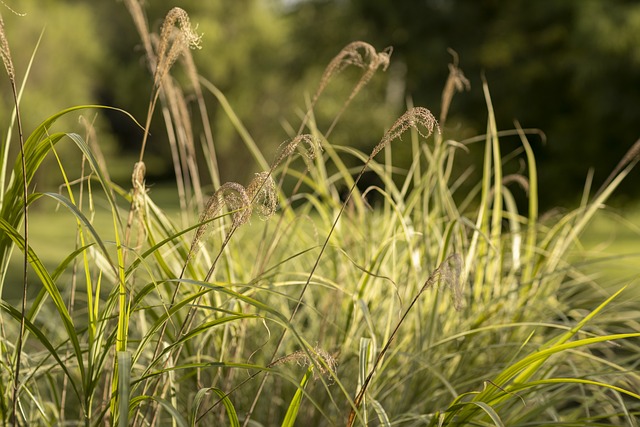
[129,396,188,427]
[515,124,538,283]
[0,217,85,388]
[513,377,640,401]
[465,401,505,427]
[42,192,116,275]
[191,388,240,427]
[476,332,640,408]
[117,351,132,427]
[511,286,627,385]
[0,301,82,404]
[199,78,269,171]
[281,367,313,427]
[370,399,391,427]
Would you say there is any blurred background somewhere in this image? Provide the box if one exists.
[1,0,639,210]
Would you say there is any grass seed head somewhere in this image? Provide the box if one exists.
[247,172,278,220]
[270,345,337,380]
[441,253,463,310]
[273,134,322,170]
[0,13,15,81]
[373,107,439,157]
[314,41,392,103]
[132,161,146,191]
[153,7,201,89]
[440,49,470,125]
[216,182,252,227]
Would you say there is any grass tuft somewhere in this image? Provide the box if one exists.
[0,4,638,426]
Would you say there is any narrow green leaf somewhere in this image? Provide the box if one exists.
[191,387,240,427]
[117,351,132,427]
[0,301,82,407]
[0,217,85,387]
[370,399,391,427]
[129,395,188,427]
[465,401,505,427]
[281,367,313,427]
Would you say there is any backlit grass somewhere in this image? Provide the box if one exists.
[1,4,639,426]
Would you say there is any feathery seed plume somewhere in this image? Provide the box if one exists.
[373,107,439,157]
[273,134,322,171]
[247,172,277,219]
[0,13,15,81]
[153,7,201,89]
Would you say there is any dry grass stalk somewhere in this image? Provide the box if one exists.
[269,345,337,381]
[373,107,439,158]
[0,13,30,424]
[133,7,201,166]
[181,47,220,188]
[123,0,155,69]
[0,13,15,82]
[161,75,204,209]
[440,49,470,126]
[153,7,201,90]
[273,134,322,171]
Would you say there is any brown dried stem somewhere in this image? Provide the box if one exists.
[440,48,470,127]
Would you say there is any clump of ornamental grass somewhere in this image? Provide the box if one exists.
[1,4,640,427]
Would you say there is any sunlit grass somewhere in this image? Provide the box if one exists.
[1,3,639,426]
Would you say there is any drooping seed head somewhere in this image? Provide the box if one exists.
[247,172,278,219]
[440,49,470,125]
[273,134,322,170]
[314,41,392,104]
[216,182,251,227]
[153,7,201,89]
[269,345,337,380]
[373,107,440,158]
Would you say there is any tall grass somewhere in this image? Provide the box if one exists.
[1,4,639,426]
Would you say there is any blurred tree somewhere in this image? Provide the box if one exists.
[94,0,396,188]
[294,0,640,207]
[0,0,111,186]
[93,0,301,186]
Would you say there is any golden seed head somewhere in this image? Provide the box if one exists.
[0,14,15,81]
[153,7,202,89]
[247,172,277,219]
[373,107,440,157]
[314,41,391,104]
[132,161,146,191]
[273,134,322,170]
